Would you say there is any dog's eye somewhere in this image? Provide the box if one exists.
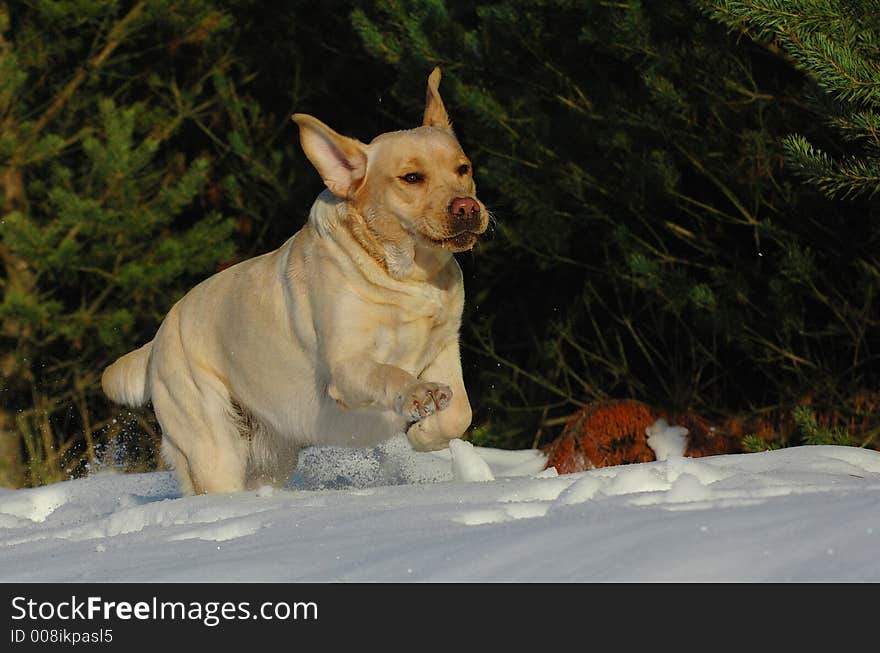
[457,164,470,176]
[401,172,424,184]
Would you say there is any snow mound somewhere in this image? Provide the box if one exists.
[646,418,689,460]
[449,439,495,482]
[289,433,544,489]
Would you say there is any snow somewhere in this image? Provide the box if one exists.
[1,434,879,581]
[646,418,689,460]
[449,438,495,482]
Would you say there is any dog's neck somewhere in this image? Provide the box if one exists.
[308,190,452,283]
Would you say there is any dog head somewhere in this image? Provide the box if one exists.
[292,68,488,279]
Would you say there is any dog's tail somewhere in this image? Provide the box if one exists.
[102,341,153,407]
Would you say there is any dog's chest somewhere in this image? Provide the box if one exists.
[408,281,451,324]
[373,285,457,370]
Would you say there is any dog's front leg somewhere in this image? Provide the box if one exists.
[327,355,453,422]
[406,338,473,452]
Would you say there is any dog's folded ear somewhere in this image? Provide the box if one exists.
[423,67,451,130]
[292,114,368,199]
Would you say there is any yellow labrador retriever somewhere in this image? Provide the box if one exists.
[102,68,488,494]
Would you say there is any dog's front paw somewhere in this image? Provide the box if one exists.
[395,382,452,422]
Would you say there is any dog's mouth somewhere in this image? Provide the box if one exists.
[430,231,479,251]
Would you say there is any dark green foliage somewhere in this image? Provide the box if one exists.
[742,434,780,453]
[0,0,301,485]
[351,0,880,449]
[704,0,880,199]
[791,406,855,446]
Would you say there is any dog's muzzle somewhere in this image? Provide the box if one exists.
[429,197,484,251]
[448,197,482,233]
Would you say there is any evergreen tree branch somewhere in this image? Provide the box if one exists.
[25,1,147,150]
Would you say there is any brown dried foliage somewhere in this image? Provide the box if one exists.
[544,392,880,474]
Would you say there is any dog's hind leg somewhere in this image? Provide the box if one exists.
[160,437,196,496]
[259,444,299,489]
[234,404,300,489]
[151,367,249,495]
[247,436,300,490]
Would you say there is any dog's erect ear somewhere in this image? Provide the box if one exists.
[422,67,451,129]
[292,114,368,199]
